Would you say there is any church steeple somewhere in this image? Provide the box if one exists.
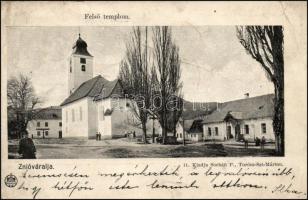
[68,34,94,95]
[72,34,93,57]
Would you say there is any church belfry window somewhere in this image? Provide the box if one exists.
[81,65,86,71]
[80,58,86,64]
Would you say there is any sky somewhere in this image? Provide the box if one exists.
[6,26,274,107]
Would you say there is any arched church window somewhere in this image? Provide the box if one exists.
[81,65,86,71]
[70,59,72,73]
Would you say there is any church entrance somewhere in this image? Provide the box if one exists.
[226,125,232,140]
[235,124,241,141]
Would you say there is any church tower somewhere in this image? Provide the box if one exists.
[68,34,94,95]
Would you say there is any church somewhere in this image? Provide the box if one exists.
[60,35,145,139]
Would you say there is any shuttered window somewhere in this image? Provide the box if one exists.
[215,127,218,136]
[261,123,266,134]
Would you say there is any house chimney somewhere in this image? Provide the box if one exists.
[244,93,249,99]
[216,102,220,111]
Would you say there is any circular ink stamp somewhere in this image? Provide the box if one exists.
[4,173,18,188]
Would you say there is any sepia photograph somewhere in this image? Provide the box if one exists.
[7,26,284,159]
[2,1,307,199]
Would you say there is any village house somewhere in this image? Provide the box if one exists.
[175,119,193,142]
[27,106,62,139]
[176,119,204,143]
[186,119,204,142]
[202,94,275,142]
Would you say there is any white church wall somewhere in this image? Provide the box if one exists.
[96,98,112,138]
[111,98,137,138]
[111,99,164,139]
[87,98,98,139]
[103,116,112,139]
[62,98,89,138]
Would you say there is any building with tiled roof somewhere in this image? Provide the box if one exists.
[27,106,62,139]
[60,35,145,139]
[202,94,275,142]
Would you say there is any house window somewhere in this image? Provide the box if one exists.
[59,122,62,127]
[180,133,182,138]
[59,131,62,138]
[208,127,211,136]
[37,122,40,127]
[72,109,75,122]
[80,58,86,64]
[215,127,219,136]
[45,131,48,136]
[245,124,249,134]
[37,131,40,136]
[79,107,82,121]
[81,65,86,71]
[45,122,48,127]
[261,123,267,134]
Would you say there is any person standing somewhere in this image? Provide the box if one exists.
[261,136,266,150]
[99,132,102,141]
[18,131,36,159]
[243,134,248,149]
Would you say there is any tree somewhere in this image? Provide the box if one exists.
[168,44,183,137]
[7,74,42,138]
[152,26,183,144]
[236,26,284,155]
[119,27,151,144]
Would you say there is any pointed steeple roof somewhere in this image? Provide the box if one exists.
[72,34,93,57]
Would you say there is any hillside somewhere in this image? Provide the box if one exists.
[182,100,221,120]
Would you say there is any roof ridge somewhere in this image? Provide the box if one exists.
[221,93,274,104]
[105,79,119,98]
[71,75,101,93]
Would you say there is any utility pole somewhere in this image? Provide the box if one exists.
[152,116,155,143]
[182,118,186,146]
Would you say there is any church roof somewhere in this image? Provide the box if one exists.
[202,94,274,124]
[60,75,121,106]
[72,35,93,57]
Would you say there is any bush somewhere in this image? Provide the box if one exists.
[255,137,261,146]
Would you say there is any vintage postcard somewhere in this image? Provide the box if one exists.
[1,1,307,199]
